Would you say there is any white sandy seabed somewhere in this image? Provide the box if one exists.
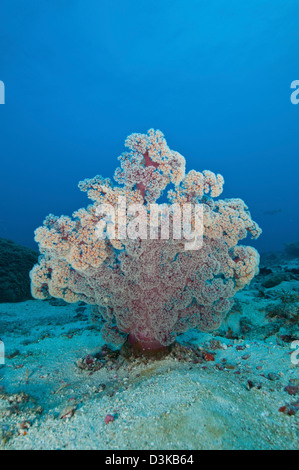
[0,263,298,450]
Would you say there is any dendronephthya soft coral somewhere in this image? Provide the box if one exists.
[30,129,261,351]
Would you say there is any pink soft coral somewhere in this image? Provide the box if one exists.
[30,130,261,350]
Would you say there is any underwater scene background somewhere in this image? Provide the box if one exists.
[0,1,298,451]
[0,0,299,254]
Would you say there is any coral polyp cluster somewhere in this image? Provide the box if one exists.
[30,129,261,350]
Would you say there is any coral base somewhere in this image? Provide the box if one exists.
[122,335,171,360]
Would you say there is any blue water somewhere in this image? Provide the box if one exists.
[0,1,298,253]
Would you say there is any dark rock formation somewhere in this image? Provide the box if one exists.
[0,238,38,302]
